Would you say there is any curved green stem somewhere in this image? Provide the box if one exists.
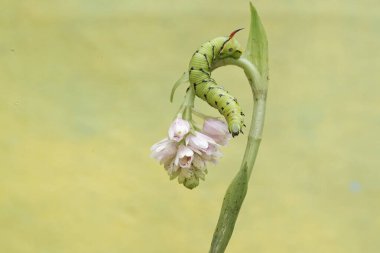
[209,57,267,253]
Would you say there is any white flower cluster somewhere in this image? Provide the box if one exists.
[151,117,232,189]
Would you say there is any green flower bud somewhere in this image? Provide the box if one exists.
[184,175,199,189]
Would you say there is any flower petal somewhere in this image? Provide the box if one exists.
[150,138,177,164]
[186,131,218,153]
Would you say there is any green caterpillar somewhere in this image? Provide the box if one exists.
[189,29,245,137]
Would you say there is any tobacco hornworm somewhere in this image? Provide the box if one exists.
[188,29,245,137]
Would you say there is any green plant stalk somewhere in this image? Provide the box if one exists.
[180,81,195,122]
[209,58,267,253]
[208,3,268,252]
[181,84,195,122]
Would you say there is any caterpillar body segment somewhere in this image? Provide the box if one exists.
[188,30,245,137]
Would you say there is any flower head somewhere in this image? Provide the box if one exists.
[151,116,232,189]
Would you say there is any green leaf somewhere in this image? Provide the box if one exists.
[243,2,269,80]
[209,163,248,253]
[170,71,189,102]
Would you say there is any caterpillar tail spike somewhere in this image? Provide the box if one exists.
[188,29,245,137]
[229,28,244,39]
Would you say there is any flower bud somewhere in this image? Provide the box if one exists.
[168,118,191,142]
[184,175,199,189]
[202,118,232,146]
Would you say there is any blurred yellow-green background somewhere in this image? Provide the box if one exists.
[1,0,379,252]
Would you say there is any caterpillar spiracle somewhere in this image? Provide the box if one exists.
[189,29,246,137]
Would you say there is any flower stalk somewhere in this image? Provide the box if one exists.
[209,3,268,252]
[209,58,267,253]
[182,85,195,122]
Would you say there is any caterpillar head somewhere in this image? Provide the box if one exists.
[230,123,241,137]
[219,28,244,60]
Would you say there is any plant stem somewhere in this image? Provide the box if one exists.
[209,57,267,253]
[181,85,196,121]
